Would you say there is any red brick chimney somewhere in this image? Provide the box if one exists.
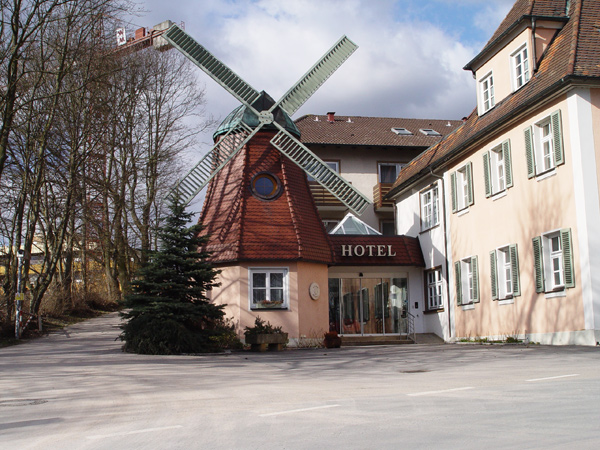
[327,111,335,123]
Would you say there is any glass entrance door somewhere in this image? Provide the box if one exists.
[329,277,408,335]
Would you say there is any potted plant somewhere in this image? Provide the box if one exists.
[244,317,288,352]
[323,331,342,348]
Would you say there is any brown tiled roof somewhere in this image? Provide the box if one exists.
[389,0,599,198]
[466,0,569,71]
[199,130,334,264]
[329,235,425,266]
[295,115,462,147]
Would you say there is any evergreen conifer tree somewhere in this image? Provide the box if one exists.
[120,195,226,354]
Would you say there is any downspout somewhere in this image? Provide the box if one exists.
[531,17,538,73]
[429,167,453,339]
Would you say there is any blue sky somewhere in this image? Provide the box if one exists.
[125,0,514,188]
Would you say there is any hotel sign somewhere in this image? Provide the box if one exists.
[341,244,397,257]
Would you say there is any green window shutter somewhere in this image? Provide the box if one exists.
[454,261,462,305]
[466,162,474,206]
[490,250,498,300]
[503,139,513,188]
[450,171,457,213]
[524,126,535,178]
[532,236,545,293]
[483,152,491,197]
[509,244,521,297]
[561,228,575,288]
[472,256,480,303]
[552,110,564,166]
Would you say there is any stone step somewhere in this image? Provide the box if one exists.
[341,335,414,346]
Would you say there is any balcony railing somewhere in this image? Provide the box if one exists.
[373,183,394,210]
[309,182,346,208]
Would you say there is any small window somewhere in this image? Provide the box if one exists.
[425,268,443,310]
[420,185,439,231]
[378,163,404,183]
[490,245,520,300]
[251,172,282,200]
[450,163,473,213]
[380,220,395,236]
[454,256,479,305]
[512,44,530,90]
[322,220,340,233]
[524,110,564,178]
[419,129,441,136]
[532,229,575,294]
[249,268,288,309]
[483,140,513,197]
[480,72,495,113]
[391,127,412,135]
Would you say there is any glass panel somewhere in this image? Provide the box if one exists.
[270,289,283,302]
[341,278,361,335]
[360,279,379,334]
[328,278,341,333]
[270,272,283,288]
[253,288,266,302]
[379,164,398,183]
[390,278,408,334]
[253,273,266,288]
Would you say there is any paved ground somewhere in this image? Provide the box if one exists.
[1,312,599,449]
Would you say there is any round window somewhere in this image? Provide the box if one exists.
[250,172,282,200]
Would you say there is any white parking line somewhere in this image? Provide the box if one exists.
[87,425,184,440]
[526,374,579,382]
[407,386,474,397]
[259,404,340,417]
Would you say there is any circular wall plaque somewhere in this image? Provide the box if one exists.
[309,282,320,300]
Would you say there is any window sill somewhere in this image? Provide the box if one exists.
[498,298,514,305]
[425,308,444,314]
[491,190,507,201]
[545,290,566,299]
[461,303,475,310]
[456,207,469,217]
[535,168,557,182]
[420,223,440,234]
[251,306,289,311]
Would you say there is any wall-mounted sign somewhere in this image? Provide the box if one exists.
[116,28,127,46]
[309,282,320,300]
[340,245,397,257]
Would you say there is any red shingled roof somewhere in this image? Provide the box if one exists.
[329,235,425,266]
[296,115,462,147]
[199,130,334,264]
[389,0,598,197]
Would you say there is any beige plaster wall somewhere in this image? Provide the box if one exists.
[591,89,600,212]
[448,95,585,339]
[296,262,330,341]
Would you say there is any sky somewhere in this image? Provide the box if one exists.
[122,0,515,207]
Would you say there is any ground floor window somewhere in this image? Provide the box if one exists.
[425,268,443,310]
[454,256,479,305]
[329,277,408,335]
[249,268,288,310]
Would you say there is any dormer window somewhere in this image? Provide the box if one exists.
[479,72,495,113]
[511,44,530,90]
[391,127,412,135]
[419,129,441,136]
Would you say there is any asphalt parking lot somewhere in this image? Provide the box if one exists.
[1,312,599,449]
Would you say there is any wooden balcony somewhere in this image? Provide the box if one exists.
[309,182,346,208]
[373,183,395,210]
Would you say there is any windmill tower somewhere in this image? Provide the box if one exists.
[163,25,370,342]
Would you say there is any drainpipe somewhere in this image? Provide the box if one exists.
[429,168,453,339]
[531,17,538,73]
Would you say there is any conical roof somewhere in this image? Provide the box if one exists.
[213,91,301,140]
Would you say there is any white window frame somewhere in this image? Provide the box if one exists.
[426,268,443,310]
[420,185,439,231]
[525,111,564,179]
[491,244,520,301]
[479,72,495,113]
[456,166,470,211]
[511,43,530,91]
[249,268,289,310]
[391,127,412,135]
[490,146,506,193]
[455,256,479,306]
[544,232,564,291]
[537,118,554,174]
[378,162,404,184]
[533,229,575,294]
[419,128,441,136]
[497,247,513,299]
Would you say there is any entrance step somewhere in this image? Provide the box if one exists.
[341,335,414,346]
[415,333,445,345]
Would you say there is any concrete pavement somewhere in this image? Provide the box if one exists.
[1,312,599,449]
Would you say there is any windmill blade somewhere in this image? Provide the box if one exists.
[274,36,358,117]
[169,122,260,205]
[270,125,370,215]
[164,24,261,112]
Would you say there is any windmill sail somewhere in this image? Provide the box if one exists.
[164,25,261,110]
[271,127,370,215]
[276,36,358,117]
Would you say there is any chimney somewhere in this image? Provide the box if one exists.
[135,27,147,40]
[327,111,336,123]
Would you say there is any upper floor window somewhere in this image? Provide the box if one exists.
[511,44,530,90]
[483,140,513,197]
[450,162,473,213]
[524,110,564,178]
[480,72,495,113]
[307,160,339,182]
[419,129,441,136]
[490,245,520,300]
[420,185,439,231]
[378,163,404,183]
[454,256,479,306]
[391,127,412,135]
[532,229,575,294]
